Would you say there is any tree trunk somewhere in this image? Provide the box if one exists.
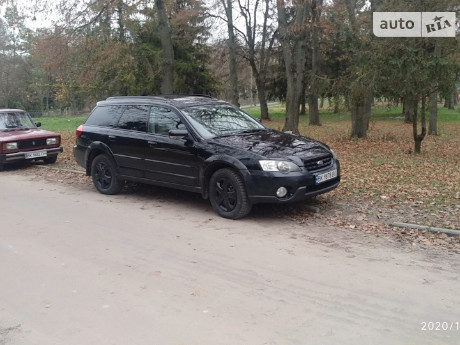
[428,91,437,135]
[156,0,174,94]
[403,98,416,123]
[222,0,239,106]
[117,0,125,42]
[448,92,455,110]
[308,92,320,125]
[333,95,339,113]
[308,0,321,126]
[277,0,309,134]
[350,89,372,138]
[284,81,301,132]
[403,98,418,123]
[255,74,269,121]
[300,84,306,115]
[412,95,426,154]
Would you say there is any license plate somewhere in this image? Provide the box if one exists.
[25,150,47,159]
[315,169,337,184]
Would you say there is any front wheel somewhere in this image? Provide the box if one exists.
[91,154,122,195]
[209,168,252,219]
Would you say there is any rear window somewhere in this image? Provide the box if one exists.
[117,105,149,132]
[85,106,124,127]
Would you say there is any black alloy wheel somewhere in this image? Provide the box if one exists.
[91,154,122,195]
[209,168,252,219]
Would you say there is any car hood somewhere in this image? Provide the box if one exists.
[208,130,332,161]
[0,128,59,141]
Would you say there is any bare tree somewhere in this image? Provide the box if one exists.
[236,0,276,120]
[219,0,240,106]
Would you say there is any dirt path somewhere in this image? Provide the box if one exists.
[1,171,459,345]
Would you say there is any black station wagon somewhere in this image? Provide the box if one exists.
[73,95,340,219]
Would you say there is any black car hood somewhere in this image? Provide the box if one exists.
[209,130,332,160]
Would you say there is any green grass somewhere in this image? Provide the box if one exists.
[33,115,87,132]
[244,103,459,123]
[33,103,459,132]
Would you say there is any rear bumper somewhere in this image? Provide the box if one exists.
[73,144,86,170]
[0,147,63,164]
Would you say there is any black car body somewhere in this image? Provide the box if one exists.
[0,109,63,170]
[74,95,340,219]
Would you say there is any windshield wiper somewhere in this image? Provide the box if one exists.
[237,128,266,134]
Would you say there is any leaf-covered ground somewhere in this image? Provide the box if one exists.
[32,116,460,253]
[255,112,460,252]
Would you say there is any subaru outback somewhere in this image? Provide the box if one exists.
[73,95,340,219]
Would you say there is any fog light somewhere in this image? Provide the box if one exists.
[276,187,288,198]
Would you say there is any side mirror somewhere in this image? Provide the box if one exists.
[35,122,42,127]
[169,129,189,140]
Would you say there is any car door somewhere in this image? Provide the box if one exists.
[144,106,201,190]
[109,105,149,178]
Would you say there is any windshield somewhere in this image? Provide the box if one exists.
[181,105,266,139]
[0,111,36,130]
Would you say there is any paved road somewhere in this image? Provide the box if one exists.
[1,172,459,345]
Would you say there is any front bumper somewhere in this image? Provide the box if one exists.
[0,147,63,164]
[243,160,340,204]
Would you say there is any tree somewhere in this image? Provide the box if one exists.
[276,0,310,133]
[170,0,216,94]
[155,0,174,94]
[308,0,322,126]
[236,0,277,121]
[344,0,374,139]
[0,5,34,109]
[373,0,460,153]
[428,43,441,135]
[219,0,240,106]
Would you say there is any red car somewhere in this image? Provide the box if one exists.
[0,109,63,170]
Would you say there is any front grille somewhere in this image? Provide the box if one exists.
[303,155,333,172]
[18,138,47,149]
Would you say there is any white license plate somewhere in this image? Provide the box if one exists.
[25,150,47,159]
[315,169,337,184]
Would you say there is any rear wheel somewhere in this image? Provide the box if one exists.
[91,154,122,195]
[209,168,252,219]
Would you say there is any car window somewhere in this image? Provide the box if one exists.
[85,106,124,127]
[117,105,149,132]
[181,105,265,139]
[149,107,184,136]
[0,112,36,130]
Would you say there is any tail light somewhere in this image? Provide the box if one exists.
[76,125,83,138]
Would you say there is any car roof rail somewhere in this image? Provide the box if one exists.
[157,94,213,99]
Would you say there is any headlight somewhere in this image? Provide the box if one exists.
[46,137,58,145]
[259,160,300,173]
[3,142,18,150]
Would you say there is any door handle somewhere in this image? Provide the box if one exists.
[108,135,117,142]
[148,141,158,147]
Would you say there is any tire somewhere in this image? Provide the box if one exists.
[91,154,122,195]
[44,155,58,164]
[209,168,252,219]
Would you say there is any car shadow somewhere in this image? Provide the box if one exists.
[117,182,326,221]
